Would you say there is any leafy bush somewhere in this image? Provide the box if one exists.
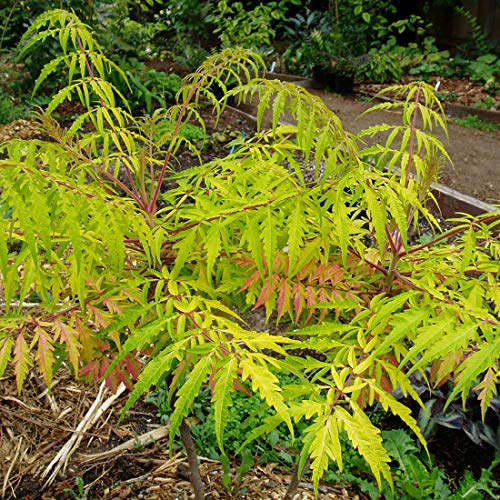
[206,0,299,51]
[154,0,212,43]
[356,38,403,83]
[281,9,358,77]
[0,86,27,124]
[1,9,499,499]
[0,62,33,123]
[466,54,500,91]
[110,58,183,115]
[357,36,452,83]
[98,17,168,59]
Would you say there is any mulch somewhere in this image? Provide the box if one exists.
[357,75,499,109]
[0,367,365,499]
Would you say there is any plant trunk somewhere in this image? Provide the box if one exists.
[179,417,205,500]
[283,460,302,500]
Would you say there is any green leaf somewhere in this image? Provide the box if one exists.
[13,332,33,394]
[122,347,180,418]
[374,307,430,357]
[35,326,55,387]
[262,206,277,278]
[237,413,283,454]
[301,414,342,493]
[401,314,456,368]
[33,55,66,96]
[368,380,427,451]
[446,340,500,409]
[409,320,479,375]
[460,228,476,273]
[0,336,14,379]
[334,191,350,266]
[382,429,418,463]
[364,186,387,251]
[239,353,293,437]
[170,354,214,448]
[204,222,222,279]
[287,199,306,267]
[336,406,392,489]
[212,357,238,453]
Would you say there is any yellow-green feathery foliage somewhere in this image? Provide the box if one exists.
[0,9,499,495]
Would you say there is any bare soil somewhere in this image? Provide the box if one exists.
[307,88,500,206]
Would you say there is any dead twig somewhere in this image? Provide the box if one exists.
[78,426,170,463]
[2,437,22,498]
[40,380,126,487]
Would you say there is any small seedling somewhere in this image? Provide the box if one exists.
[63,477,87,500]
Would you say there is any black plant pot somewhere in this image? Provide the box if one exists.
[311,67,355,95]
[311,66,334,90]
[334,73,355,95]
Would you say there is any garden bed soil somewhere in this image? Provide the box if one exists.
[1,93,499,209]
[143,59,500,207]
[307,88,500,207]
[357,76,500,110]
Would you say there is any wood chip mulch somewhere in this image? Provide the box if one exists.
[0,367,366,500]
[357,76,499,109]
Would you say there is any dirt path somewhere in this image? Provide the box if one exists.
[309,89,499,206]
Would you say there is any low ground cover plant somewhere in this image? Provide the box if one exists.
[0,9,499,499]
[454,114,500,132]
[149,379,499,498]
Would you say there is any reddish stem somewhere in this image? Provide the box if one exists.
[405,85,421,189]
[148,60,228,217]
[401,213,499,257]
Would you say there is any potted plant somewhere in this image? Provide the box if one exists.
[311,50,358,95]
[331,55,357,94]
[281,11,329,78]
[282,10,358,95]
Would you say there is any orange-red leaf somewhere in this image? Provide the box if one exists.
[239,270,261,292]
[53,318,82,375]
[14,332,33,393]
[88,304,110,329]
[103,298,122,315]
[35,325,55,387]
[253,278,276,310]
[233,257,255,267]
[277,279,290,319]
[293,283,304,321]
